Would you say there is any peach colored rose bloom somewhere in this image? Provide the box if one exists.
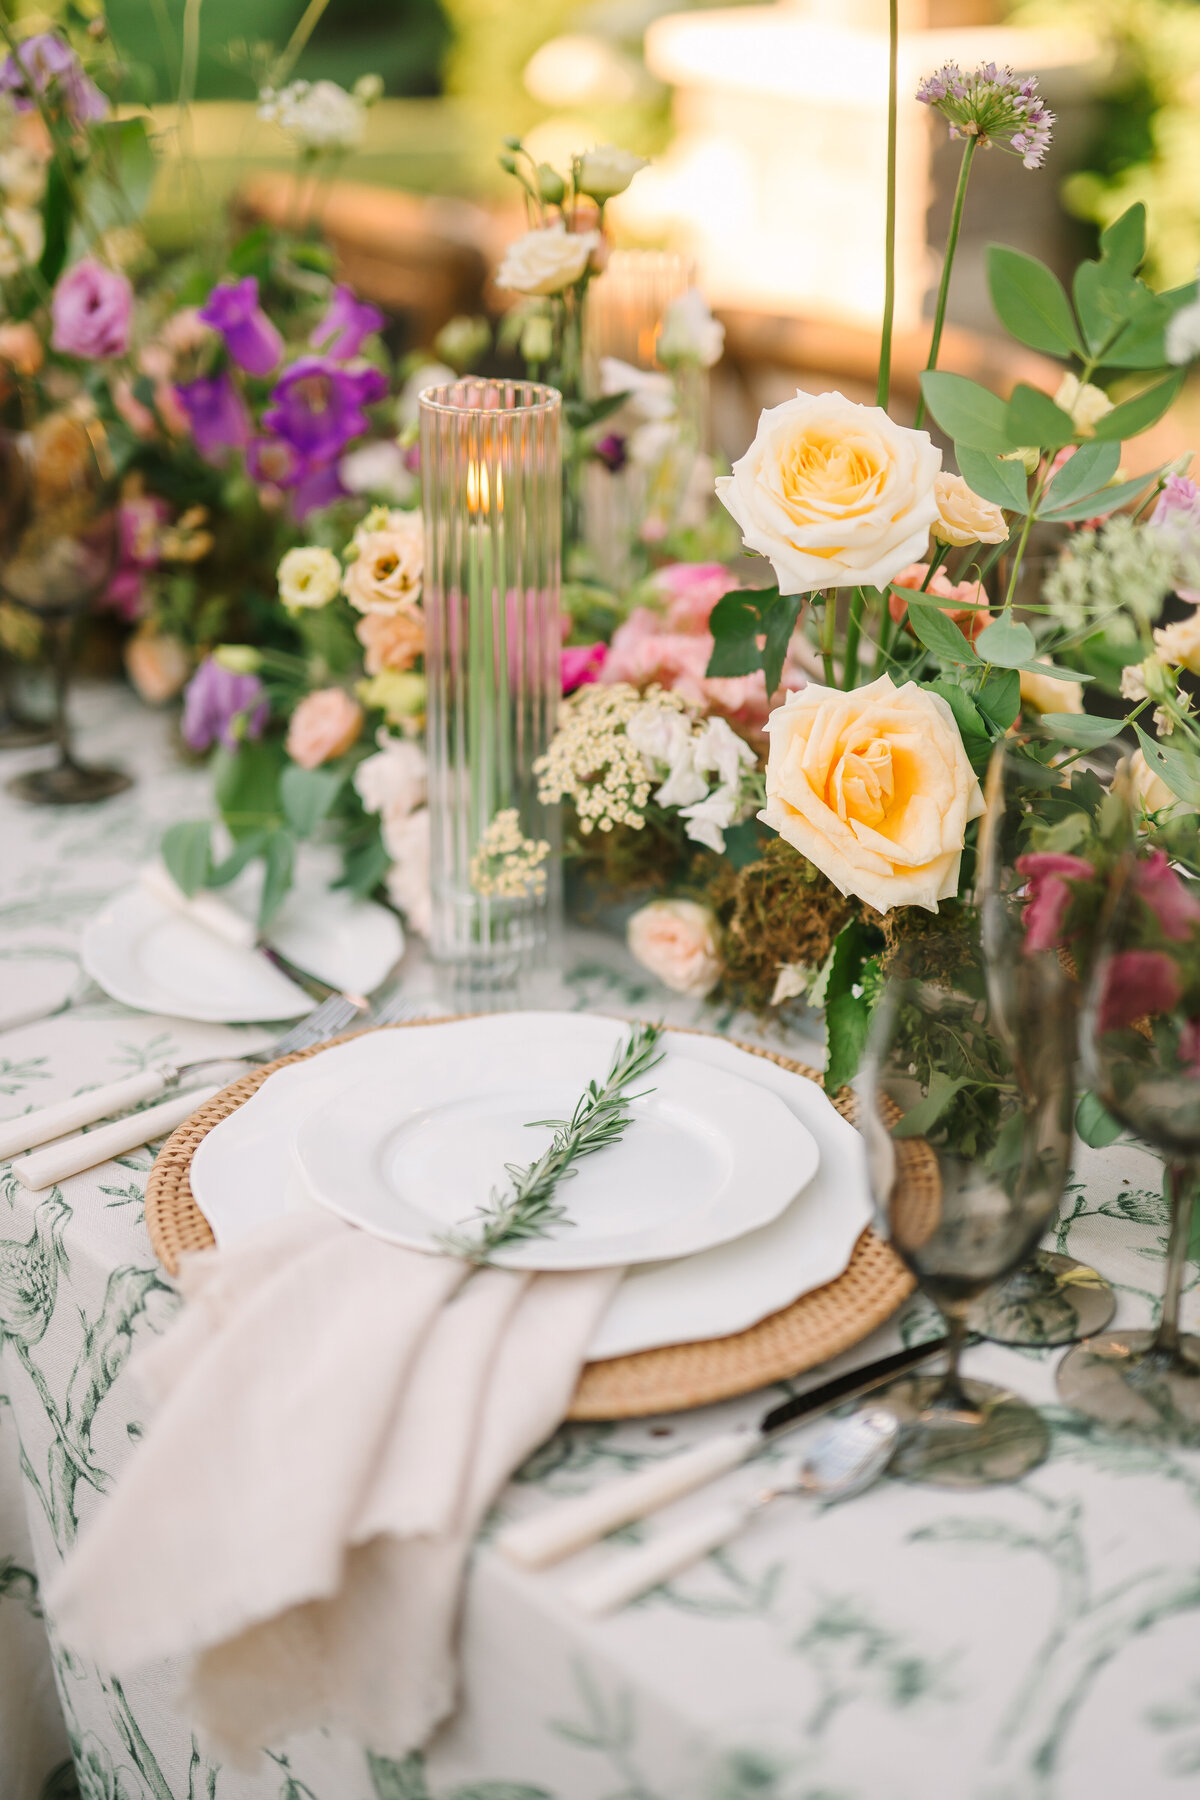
[286,687,363,768]
[342,510,423,614]
[932,472,1008,547]
[125,629,190,704]
[356,605,425,674]
[890,563,989,646]
[627,898,723,997]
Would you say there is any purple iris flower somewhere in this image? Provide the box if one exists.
[181,658,268,753]
[310,285,384,361]
[0,32,108,123]
[198,276,284,379]
[174,372,251,462]
[247,435,303,488]
[262,356,386,462]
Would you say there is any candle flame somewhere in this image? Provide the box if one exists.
[466,459,504,517]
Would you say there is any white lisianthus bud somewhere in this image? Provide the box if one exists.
[1054,372,1114,437]
[495,222,599,296]
[353,73,384,105]
[657,289,724,368]
[214,644,263,674]
[536,162,566,204]
[1000,444,1041,476]
[576,145,649,202]
[520,314,554,364]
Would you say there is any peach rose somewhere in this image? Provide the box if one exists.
[932,472,1008,547]
[626,898,723,997]
[356,605,425,674]
[286,687,363,768]
[124,629,190,704]
[890,563,989,646]
[342,510,424,614]
[760,672,985,915]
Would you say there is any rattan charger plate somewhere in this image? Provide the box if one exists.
[145,1022,914,1420]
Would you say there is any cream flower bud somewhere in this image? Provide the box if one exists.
[576,145,648,202]
[520,314,554,364]
[932,471,1009,546]
[657,289,724,369]
[495,223,598,296]
[1000,445,1041,475]
[1054,372,1114,437]
[213,644,262,674]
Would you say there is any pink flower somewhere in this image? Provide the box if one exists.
[103,495,168,620]
[1016,851,1095,953]
[652,561,733,632]
[1149,474,1200,602]
[50,258,132,359]
[603,606,800,734]
[1133,849,1200,941]
[562,642,606,693]
[285,688,363,769]
[1097,950,1182,1033]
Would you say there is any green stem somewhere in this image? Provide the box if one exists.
[913,136,977,432]
[842,587,865,689]
[876,0,899,411]
[820,589,837,686]
[269,0,335,87]
[1001,463,1053,612]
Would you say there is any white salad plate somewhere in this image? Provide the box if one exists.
[289,1016,816,1269]
[81,874,403,1024]
[190,1013,872,1357]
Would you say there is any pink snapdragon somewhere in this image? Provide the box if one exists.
[1097,950,1182,1033]
[1016,851,1095,953]
[1133,849,1200,941]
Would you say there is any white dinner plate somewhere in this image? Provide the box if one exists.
[81,874,403,1023]
[190,1015,871,1356]
[289,1016,816,1269]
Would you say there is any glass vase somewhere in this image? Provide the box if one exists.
[419,378,563,978]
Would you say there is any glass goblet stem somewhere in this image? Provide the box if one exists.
[926,1312,977,1416]
[1156,1162,1197,1362]
[49,613,74,772]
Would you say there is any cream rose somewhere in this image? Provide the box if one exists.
[278,545,342,611]
[495,223,599,296]
[716,390,941,592]
[1130,747,1178,815]
[1153,611,1200,674]
[342,510,423,614]
[1054,372,1114,437]
[932,472,1008,547]
[1019,666,1085,715]
[577,146,648,202]
[286,688,363,768]
[760,673,985,915]
[626,898,723,997]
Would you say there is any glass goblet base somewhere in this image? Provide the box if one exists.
[1056,1331,1200,1443]
[882,1374,1050,1487]
[966,1250,1116,1347]
[8,760,132,805]
[0,714,53,748]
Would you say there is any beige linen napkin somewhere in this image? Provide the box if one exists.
[49,1210,620,1763]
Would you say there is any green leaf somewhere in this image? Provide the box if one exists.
[366,1751,430,1800]
[1014,659,1094,684]
[212,739,285,838]
[92,117,156,223]
[761,591,805,697]
[822,920,881,1094]
[706,588,780,678]
[258,827,296,930]
[987,246,1084,358]
[721,816,763,868]
[279,763,345,838]
[160,821,211,897]
[1134,726,1200,807]
[1042,440,1121,511]
[905,598,980,665]
[975,618,1037,668]
[954,445,1028,513]
[1090,370,1186,442]
[1100,203,1146,276]
[919,372,1015,452]
[1040,464,1167,524]
[1075,1090,1123,1149]
[1035,713,1126,748]
[335,829,392,898]
[1005,384,1076,452]
[891,1072,973,1140]
[208,830,267,887]
[37,157,71,287]
[974,667,1022,733]
[926,680,993,771]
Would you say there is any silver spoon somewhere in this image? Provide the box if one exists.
[567,1407,900,1616]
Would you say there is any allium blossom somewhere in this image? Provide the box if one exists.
[0,32,108,125]
[198,276,283,377]
[917,62,1054,169]
[181,657,268,753]
[311,285,384,360]
[263,356,386,461]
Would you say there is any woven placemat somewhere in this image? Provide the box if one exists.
[145,1021,914,1420]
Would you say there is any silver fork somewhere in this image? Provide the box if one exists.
[0,993,364,1162]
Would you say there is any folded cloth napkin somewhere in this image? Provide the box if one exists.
[49,1210,621,1764]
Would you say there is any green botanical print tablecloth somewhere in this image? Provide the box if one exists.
[2,688,1199,1800]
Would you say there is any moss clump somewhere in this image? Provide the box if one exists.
[705,839,862,1012]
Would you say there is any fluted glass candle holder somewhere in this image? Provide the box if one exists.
[419,379,562,975]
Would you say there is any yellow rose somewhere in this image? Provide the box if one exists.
[932,472,1008,547]
[1019,666,1084,715]
[1153,611,1200,675]
[715,390,941,592]
[760,673,985,914]
[1054,372,1113,437]
[1130,747,1178,816]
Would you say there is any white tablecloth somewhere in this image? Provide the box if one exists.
[2,686,1199,1800]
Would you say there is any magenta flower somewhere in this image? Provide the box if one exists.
[50,259,133,359]
[562,643,607,693]
[0,32,108,124]
[1016,851,1095,953]
[594,432,627,474]
[1133,849,1200,942]
[181,657,268,753]
[1097,950,1182,1034]
[174,372,250,461]
[310,285,384,360]
[653,561,735,632]
[198,276,283,378]
[263,357,386,461]
[103,496,168,621]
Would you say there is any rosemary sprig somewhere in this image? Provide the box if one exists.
[438,1021,665,1265]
